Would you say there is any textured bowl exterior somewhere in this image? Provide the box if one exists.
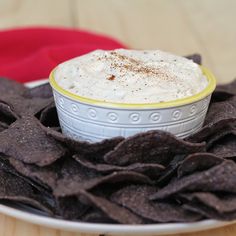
[52,89,211,142]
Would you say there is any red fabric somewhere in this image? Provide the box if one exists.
[0,27,126,83]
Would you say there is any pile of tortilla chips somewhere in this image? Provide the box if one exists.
[0,61,235,224]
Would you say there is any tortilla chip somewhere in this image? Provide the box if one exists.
[55,170,153,197]
[0,169,54,215]
[104,130,205,166]
[209,133,236,159]
[177,153,224,177]
[11,152,153,199]
[20,156,94,197]
[187,99,236,143]
[184,203,236,221]
[185,54,202,65]
[10,156,98,194]
[211,79,236,103]
[111,185,202,223]
[9,157,59,189]
[77,190,145,224]
[180,192,236,214]
[206,125,235,150]
[43,126,124,161]
[0,77,26,96]
[150,160,236,200]
[73,154,164,178]
[0,155,51,194]
[11,154,98,190]
[23,82,53,98]
[0,116,66,166]
[215,79,236,96]
[0,95,54,118]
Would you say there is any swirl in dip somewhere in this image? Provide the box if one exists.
[54,49,208,104]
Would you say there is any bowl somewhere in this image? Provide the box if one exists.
[49,66,216,143]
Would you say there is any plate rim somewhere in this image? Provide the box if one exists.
[0,79,234,235]
[0,203,233,235]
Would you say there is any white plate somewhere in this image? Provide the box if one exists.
[0,79,234,235]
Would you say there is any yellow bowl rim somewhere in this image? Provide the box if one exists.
[49,66,216,109]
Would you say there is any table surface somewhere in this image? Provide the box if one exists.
[0,0,235,235]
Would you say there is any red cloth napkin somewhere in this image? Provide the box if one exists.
[0,27,126,83]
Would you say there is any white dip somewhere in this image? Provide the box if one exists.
[54,49,208,104]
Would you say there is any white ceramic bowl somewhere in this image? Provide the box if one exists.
[49,67,216,142]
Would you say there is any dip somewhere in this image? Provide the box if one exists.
[54,49,208,104]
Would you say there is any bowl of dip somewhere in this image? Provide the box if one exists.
[49,49,216,142]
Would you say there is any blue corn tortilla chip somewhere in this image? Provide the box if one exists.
[23,82,53,99]
[111,185,202,223]
[205,124,235,150]
[9,156,99,190]
[183,202,236,221]
[185,54,202,65]
[54,170,153,197]
[0,94,54,118]
[77,189,145,224]
[0,169,54,215]
[150,160,236,200]
[0,155,50,194]
[104,130,205,166]
[187,99,236,143]
[0,78,53,118]
[8,156,101,220]
[0,77,27,96]
[9,157,59,190]
[73,154,165,178]
[208,133,236,159]
[43,126,124,161]
[177,153,224,178]
[10,153,153,205]
[0,116,66,166]
[215,79,236,96]
[180,192,236,214]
